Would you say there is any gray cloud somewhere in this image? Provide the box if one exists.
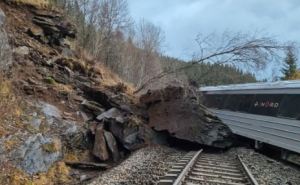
[129,0,300,79]
[129,0,300,56]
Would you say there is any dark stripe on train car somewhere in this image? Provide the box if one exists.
[203,94,300,120]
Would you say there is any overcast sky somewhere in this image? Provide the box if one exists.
[128,0,300,79]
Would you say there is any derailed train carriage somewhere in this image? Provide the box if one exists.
[200,80,300,164]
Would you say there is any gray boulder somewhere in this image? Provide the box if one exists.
[93,125,109,161]
[107,121,145,150]
[39,101,62,120]
[14,134,62,174]
[97,108,125,123]
[104,131,120,162]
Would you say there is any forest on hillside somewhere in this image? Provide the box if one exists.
[45,0,262,90]
[161,56,256,86]
[46,0,296,92]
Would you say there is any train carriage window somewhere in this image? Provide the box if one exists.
[204,95,227,109]
[278,95,300,120]
[237,95,255,113]
[249,94,283,117]
[223,95,240,111]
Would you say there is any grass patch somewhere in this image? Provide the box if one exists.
[42,138,61,153]
[0,77,24,137]
[33,162,71,185]
[0,161,71,185]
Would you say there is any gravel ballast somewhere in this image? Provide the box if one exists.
[89,146,300,185]
[88,145,186,185]
[228,148,300,185]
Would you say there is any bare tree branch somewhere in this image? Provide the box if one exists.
[134,32,289,94]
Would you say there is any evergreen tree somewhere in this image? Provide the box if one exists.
[281,49,298,80]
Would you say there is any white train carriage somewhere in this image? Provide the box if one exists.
[200,80,300,163]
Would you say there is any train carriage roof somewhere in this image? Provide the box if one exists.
[199,80,300,92]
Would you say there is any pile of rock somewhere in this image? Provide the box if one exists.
[79,85,159,162]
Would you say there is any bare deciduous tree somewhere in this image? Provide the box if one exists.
[93,0,132,65]
[134,32,289,94]
[133,20,165,89]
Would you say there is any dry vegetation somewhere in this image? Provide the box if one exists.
[7,0,49,8]
[0,161,71,185]
[0,76,23,137]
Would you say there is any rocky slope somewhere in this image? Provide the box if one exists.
[0,1,155,184]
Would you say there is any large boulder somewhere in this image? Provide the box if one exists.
[93,125,109,161]
[140,86,233,148]
[104,131,120,162]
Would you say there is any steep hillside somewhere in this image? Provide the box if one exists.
[0,1,152,184]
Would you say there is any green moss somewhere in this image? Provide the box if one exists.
[44,77,56,85]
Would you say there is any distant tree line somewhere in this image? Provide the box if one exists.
[161,56,256,87]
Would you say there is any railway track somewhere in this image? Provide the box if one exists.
[158,149,258,185]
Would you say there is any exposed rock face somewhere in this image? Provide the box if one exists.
[0,7,12,70]
[14,134,62,174]
[140,86,233,148]
[0,8,5,25]
[39,101,62,119]
[31,9,76,47]
[82,100,105,117]
[97,108,125,123]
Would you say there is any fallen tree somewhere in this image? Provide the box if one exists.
[135,32,289,94]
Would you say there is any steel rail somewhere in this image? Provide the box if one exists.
[173,149,203,185]
[238,155,259,185]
